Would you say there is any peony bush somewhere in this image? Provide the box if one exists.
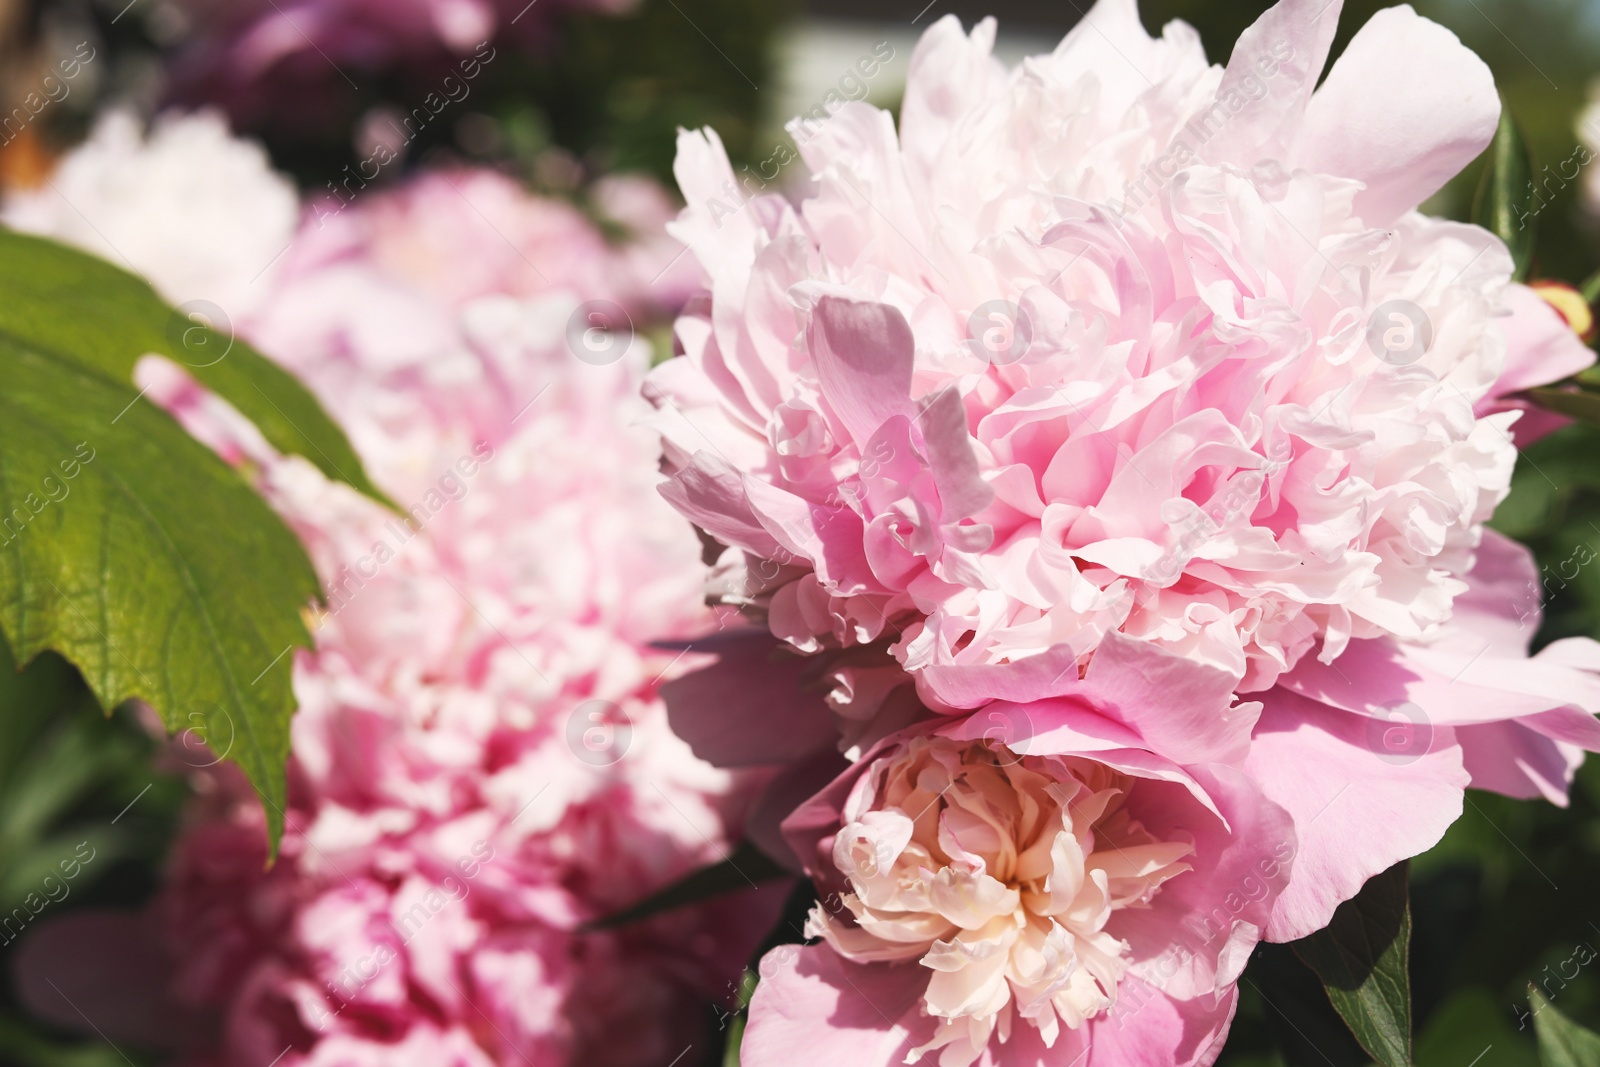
[3,0,1600,1064]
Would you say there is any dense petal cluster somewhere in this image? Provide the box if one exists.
[753,732,1293,1067]
[811,738,1195,1062]
[7,114,767,1066]
[646,0,1596,714]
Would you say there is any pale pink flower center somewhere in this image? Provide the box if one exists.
[808,738,1193,1067]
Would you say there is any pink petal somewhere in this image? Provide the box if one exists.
[1088,981,1237,1067]
[659,452,785,559]
[1481,284,1598,445]
[1051,0,1183,113]
[936,702,1228,820]
[914,642,1089,710]
[1112,765,1293,997]
[742,944,929,1067]
[781,745,880,890]
[1438,528,1539,657]
[1082,629,1257,764]
[1244,690,1468,942]
[1293,5,1500,225]
[1281,532,1600,805]
[1457,719,1585,805]
[939,699,1147,756]
[743,474,883,595]
[1281,634,1600,728]
[917,386,995,522]
[659,630,839,767]
[898,15,1005,181]
[1492,283,1598,395]
[670,127,761,280]
[1202,0,1343,165]
[746,747,853,871]
[918,631,1250,765]
[808,296,916,450]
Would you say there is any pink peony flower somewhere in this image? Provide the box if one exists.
[641,3,1600,1054]
[6,114,772,1066]
[661,530,1600,1065]
[2,110,300,316]
[645,0,1597,723]
[744,730,1294,1067]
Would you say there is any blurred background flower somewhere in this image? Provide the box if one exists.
[2,109,782,1067]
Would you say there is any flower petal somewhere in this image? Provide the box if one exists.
[742,944,929,1067]
[1244,690,1467,942]
[1293,5,1499,224]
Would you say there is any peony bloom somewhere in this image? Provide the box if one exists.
[1014,530,1600,946]
[2,109,300,316]
[662,531,1600,1065]
[7,114,770,1066]
[645,0,1598,723]
[746,731,1294,1067]
[643,2,1600,1056]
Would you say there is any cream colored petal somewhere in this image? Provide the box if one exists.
[928,867,1021,929]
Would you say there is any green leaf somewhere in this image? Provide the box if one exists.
[0,231,384,851]
[1531,988,1600,1067]
[1528,387,1600,426]
[0,229,391,508]
[587,840,788,929]
[1292,861,1414,1067]
[1473,104,1537,283]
